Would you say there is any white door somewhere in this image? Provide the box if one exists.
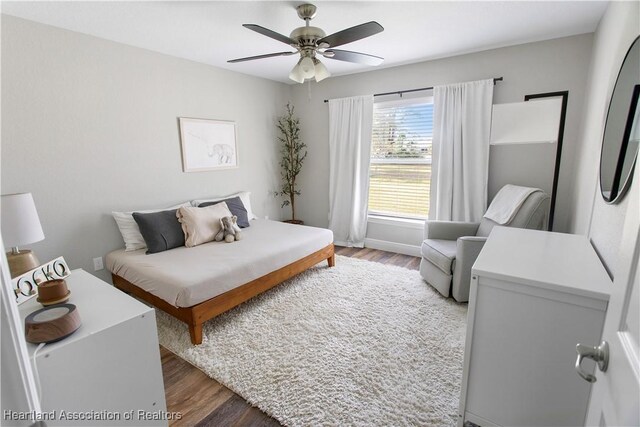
[584,165,640,426]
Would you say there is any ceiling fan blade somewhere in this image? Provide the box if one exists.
[324,49,384,66]
[243,24,297,45]
[318,21,383,48]
[228,51,297,63]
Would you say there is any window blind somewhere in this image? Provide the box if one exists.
[368,100,433,219]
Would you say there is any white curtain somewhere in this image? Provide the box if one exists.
[431,79,494,221]
[328,95,374,247]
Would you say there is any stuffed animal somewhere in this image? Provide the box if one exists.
[214,215,243,243]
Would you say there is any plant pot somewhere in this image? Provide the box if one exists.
[283,219,304,225]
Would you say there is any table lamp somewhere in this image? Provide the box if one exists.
[1,193,45,278]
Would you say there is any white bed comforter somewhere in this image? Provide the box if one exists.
[106,219,333,307]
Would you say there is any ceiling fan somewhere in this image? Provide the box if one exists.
[227,3,384,83]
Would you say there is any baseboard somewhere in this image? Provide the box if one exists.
[364,238,422,257]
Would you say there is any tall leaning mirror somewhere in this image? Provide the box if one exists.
[600,36,640,204]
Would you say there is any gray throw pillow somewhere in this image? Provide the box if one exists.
[199,196,250,228]
[132,209,185,254]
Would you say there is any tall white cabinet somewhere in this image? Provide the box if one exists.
[458,227,611,427]
[18,270,167,426]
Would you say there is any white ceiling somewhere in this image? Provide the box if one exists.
[1,1,608,84]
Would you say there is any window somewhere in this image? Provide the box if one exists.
[368,97,433,219]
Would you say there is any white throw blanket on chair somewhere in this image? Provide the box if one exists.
[484,184,541,224]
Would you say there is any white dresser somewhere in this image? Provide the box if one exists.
[18,269,168,426]
[458,227,611,427]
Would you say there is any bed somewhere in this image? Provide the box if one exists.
[107,219,335,344]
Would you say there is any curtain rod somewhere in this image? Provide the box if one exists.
[322,77,503,103]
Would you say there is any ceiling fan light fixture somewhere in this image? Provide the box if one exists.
[229,4,385,83]
[289,62,305,83]
[313,58,330,82]
[300,56,315,79]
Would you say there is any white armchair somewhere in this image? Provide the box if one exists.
[420,186,550,302]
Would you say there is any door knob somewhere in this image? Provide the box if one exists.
[575,341,609,383]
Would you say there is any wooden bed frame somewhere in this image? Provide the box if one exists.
[112,243,335,345]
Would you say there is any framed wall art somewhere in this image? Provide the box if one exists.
[178,118,238,172]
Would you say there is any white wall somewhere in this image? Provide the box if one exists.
[290,34,593,250]
[4,13,625,274]
[1,15,289,281]
[569,1,640,277]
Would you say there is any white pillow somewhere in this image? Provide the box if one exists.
[192,191,257,220]
[112,202,190,251]
[177,203,233,248]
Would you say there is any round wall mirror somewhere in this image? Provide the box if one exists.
[600,36,640,203]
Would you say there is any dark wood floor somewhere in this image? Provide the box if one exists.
[161,246,421,426]
[334,245,421,270]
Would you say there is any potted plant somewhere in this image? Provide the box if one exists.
[276,103,307,224]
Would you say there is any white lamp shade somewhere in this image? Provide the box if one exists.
[1,193,45,248]
[300,57,315,79]
[314,59,330,82]
[289,62,305,83]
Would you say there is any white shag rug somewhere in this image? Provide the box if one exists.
[156,255,468,426]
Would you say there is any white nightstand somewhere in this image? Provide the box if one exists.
[458,227,611,427]
[18,269,168,426]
